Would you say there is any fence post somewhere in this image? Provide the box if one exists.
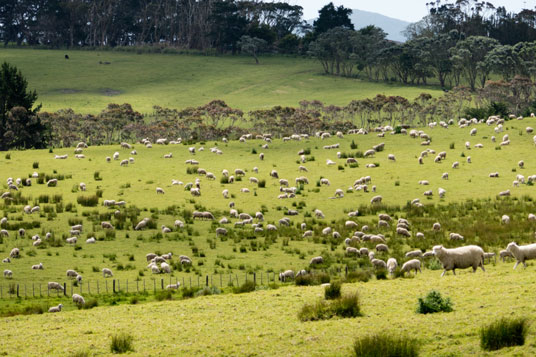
[113,280,116,293]
[88,281,90,295]
[189,277,191,288]
[245,273,248,283]
[16,284,19,298]
[64,282,67,296]
[197,276,200,287]
[261,272,263,285]
[106,280,108,293]
[345,265,348,277]
[143,279,146,292]
[32,283,34,297]
[182,277,185,288]
[206,275,209,287]
[39,284,41,297]
[253,273,256,285]
[153,279,156,293]
[136,280,139,293]
[118,280,120,292]
[1,285,2,298]
[161,279,164,290]
[97,280,99,295]
[24,284,26,297]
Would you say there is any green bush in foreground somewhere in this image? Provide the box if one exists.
[353,333,419,357]
[110,333,134,354]
[416,290,453,314]
[324,281,341,300]
[480,317,528,351]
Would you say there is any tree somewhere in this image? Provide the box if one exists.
[0,62,49,150]
[313,2,354,35]
[238,36,267,64]
[450,36,499,90]
[308,27,361,76]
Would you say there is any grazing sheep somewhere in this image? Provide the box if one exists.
[48,304,63,313]
[442,172,449,180]
[376,244,388,252]
[66,269,78,278]
[2,257,10,263]
[48,282,64,291]
[499,189,511,197]
[405,250,422,258]
[160,262,171,274]
[86,237,96,244]
[370,195,382,204]
[346,247,359,256]
[9,248,19,258]
[386,258,398,275]
[432,245,485,277]
[310,256,324,265]
[449,233,464,241]
[371,259,387,269]
[102,268,113,277]
[501,215,510,224]
[506,242,536,269]
[156,187,165,194]
[66,237,77,244]
[4,270,12,278]
[101,221,113,229]
[72,294,85,305]
[279,270,294,282]
[400,259,422,275]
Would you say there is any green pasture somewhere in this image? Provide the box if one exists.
[0,48,442,114]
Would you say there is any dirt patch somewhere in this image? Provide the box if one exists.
[102,88,121,96]
[59,89,81,94]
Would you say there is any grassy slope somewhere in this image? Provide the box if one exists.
[0,119,535,287]
[0,263,534,356]
[0,48,442,114]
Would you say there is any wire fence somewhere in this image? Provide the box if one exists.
[0,271,285,299]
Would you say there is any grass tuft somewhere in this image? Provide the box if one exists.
[110,333,134,354]
[480,317,528,351]
[353,333,419,357]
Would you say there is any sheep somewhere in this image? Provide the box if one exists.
[433,222,441,231]
[102,268,113,277]
[500,249,514,262]
[376,244,388,252]
[432,245,485,277]
[405,250,422,258]
[216,228,228,237]
[310,256,324,265]
[334,189,344,198]
[48,282,64,291]
[438,188,446,198]
[371,259,387,269]
[66,269,78,278]
[31,262,44,270]
[370,195,382,204]
[346,247,359,256]
[48,304,63,313]
[166,283,180,290]
[72,294,85,305]
[156,187,165,194]
[449,233,464,241]
[9,248,19,258]
[101,221,113,229]
[506,242,536,269]
[400,259,422,275]
[76,274,83,283]
[161,262,171,273]
[279,270,294,282]
[501,215,510,224]
[66,237,77,244]
[2,257,10,263]
[387,154,396,161]
[499,189,511,197]
[386,258,397,275]
[4,270,12,278]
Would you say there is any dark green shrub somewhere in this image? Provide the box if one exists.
[80,298,99,310]
[324,281,341,300]
[110,333,134,354]
[353,333,419,357]
[350,140,358,149]
[375,269,387,280]
[5,153,10,160]
[295,272,330,286]
[33,162,39,169]
[233,280,256,294]
[330,293,361,318]
[416,290,453,314]
[182,287,200,298]
[258,179,266,188]
[77,195,99,207]
[94,171,102,181]
[155,290,174,301]
[345,270,372,283]
[298,300,328,321]
[480,317,528,351]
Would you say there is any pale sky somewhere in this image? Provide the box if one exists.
[290,0,534,23]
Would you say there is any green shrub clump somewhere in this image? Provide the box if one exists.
[324,281,341,300]
[298,292,361,321]
[416,290,453,314]
[110,333,134,354]
[233,280,256,294]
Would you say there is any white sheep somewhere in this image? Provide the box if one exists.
[506,242,536,269]
[72,294,85,305]
[310,256,324,265]
[432,245,485,277]
[102,268,113,277]
[501,215,510,224]
[279,270,294,282]
[48,282,64,291]
[400,259,421,275]
[48,304,63,313]
[31,262,44,270]
[386,258,397,275]
[3,270,12,278]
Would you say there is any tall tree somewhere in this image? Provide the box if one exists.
[0,62,48,149]
[450,36,499,90]
[313,2,354,35]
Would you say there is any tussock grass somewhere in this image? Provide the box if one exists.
[480,317,528,351]
[353,333,419,357]
[110,333,134,354]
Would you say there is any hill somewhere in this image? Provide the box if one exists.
[349,9,410,42]
[0,49,439,114]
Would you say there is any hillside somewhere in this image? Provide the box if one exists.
[349,9,410,42]
[0,49,440,114]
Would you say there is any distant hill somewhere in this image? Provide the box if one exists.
[309,9,410,43]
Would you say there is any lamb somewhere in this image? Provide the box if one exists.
[370,195,382,204]
[156,187,165,194]
[216,228,228,236]
[2,257,10,263]
[101,221,113,229]
[102,268,113,277]
[501,215,510,224]
[432,245,485,277]
[72,294,85,305]
[4,270,12,278]
[66,269,78,278]
[371,259,387,269]
[386,258,397,275]
[376,244,388,252]
[279,270,294,282]
[66,237,77,244]
[86,237,96,244]
[499,249,514,262]
[48,304,63,313]
[161,262,171,273]
[506,242,536,269]
[310,256,324,265]
[438,188,446,198]
[400,259,422,275]
[405,250,422,258]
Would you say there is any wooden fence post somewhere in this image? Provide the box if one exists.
[64,282,67,296]
[206,275,209,287]
[113,279,116,293]
[253,273,256,285]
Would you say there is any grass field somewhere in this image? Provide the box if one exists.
[1,263,535,356]
[0,48,443,114]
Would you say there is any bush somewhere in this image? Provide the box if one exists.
[298,300,328,321]
[375,269,387,280]
[345,270,371,283]
[298,292,361,321]
[77,195,99,207]
[480,317,528,351]
[330,292,361,318]
[93,171,102,181]
[258,179,266,188]
[416,290,453,314]
[81,298,99,310]
[182,287,200,298]
[155,289,174,301]
[324,281,341,300]
[32,161,39,169]
[295,272,330,286]
[350,140,358,150]
[110,333,134,354]
[353,333,419,357]
[233,280,256,294]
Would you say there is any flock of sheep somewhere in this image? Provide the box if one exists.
[1,113,536,312]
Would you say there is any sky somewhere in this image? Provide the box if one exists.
[290,0,533,23]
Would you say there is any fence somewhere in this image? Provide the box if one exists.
[0,271,283,299]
